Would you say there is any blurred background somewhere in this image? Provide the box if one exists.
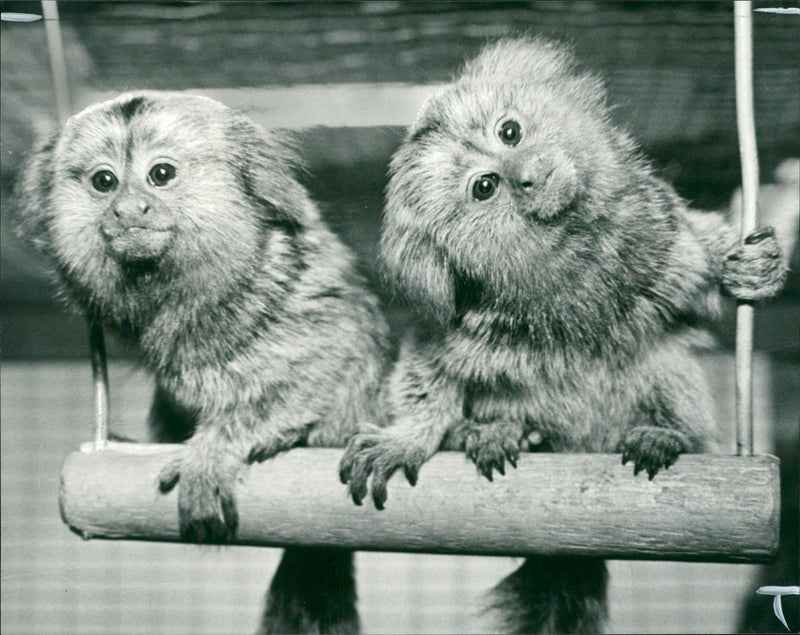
[1,2,797,633]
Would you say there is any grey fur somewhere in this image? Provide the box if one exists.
[339,36,787,633]
[13,91,388,633]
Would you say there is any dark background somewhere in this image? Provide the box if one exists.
[2,0,798,359]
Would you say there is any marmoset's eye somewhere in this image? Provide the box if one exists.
[498,120,522,146]
[148,163,177,187]
[91,169,118,193]
[471,173,500,201]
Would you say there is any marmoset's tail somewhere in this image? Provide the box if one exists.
[487,556,608,634]
[261,547,359,634]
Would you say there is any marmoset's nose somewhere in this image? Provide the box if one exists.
[114,198,151,220]
[110,184,156,225]
[511,155,554,192]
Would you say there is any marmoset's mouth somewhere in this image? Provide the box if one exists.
[103,225,175,263]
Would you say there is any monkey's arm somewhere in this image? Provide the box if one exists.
[618,343,716,479]
[683,210,786,300]
[157,421,251,543]
[156,388,314,543]
[339,338,462,509]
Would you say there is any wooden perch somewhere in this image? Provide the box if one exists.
[60,444,779,563]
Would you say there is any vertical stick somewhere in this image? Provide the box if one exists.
[43,0,110,448]
[41,1,71,124]
[89,320,110,450]
[734,1,758,457]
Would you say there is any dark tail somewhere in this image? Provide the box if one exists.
[486,556,608,634]
[260,547,359,634]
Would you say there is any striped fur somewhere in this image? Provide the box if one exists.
[340,36,785,633]
[14,91,388,633]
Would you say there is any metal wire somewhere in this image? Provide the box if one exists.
[89,320,110,450]
[733,1,758,457]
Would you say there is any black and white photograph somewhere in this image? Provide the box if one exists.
[1,2,798,634]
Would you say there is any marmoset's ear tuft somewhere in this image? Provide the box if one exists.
[380,212,456,326]
[227,116,314,233]
[13,134,60,256]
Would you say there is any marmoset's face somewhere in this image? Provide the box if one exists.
[437,83,585,223]
[386,78,625,298]
[47,93,262,272]
[407,79,624,225]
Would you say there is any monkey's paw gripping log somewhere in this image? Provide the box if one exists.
[722,226,787,300]
[339,434,427,509]
[460,421,523,481]
[619,426,691,480]
[158,454,239,544]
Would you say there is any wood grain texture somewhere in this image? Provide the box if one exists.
[60,444,779,562]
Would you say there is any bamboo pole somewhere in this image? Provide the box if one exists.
[60,446,779,562]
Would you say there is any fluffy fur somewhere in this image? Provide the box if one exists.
[339,36,786,633]
[14,91,388,634]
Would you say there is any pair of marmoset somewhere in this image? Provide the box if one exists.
[15,36,786,634]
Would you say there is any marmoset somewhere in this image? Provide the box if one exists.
[339,36,786,633]
[14,91,388,634]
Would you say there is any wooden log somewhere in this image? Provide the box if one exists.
[60,444,779,563]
